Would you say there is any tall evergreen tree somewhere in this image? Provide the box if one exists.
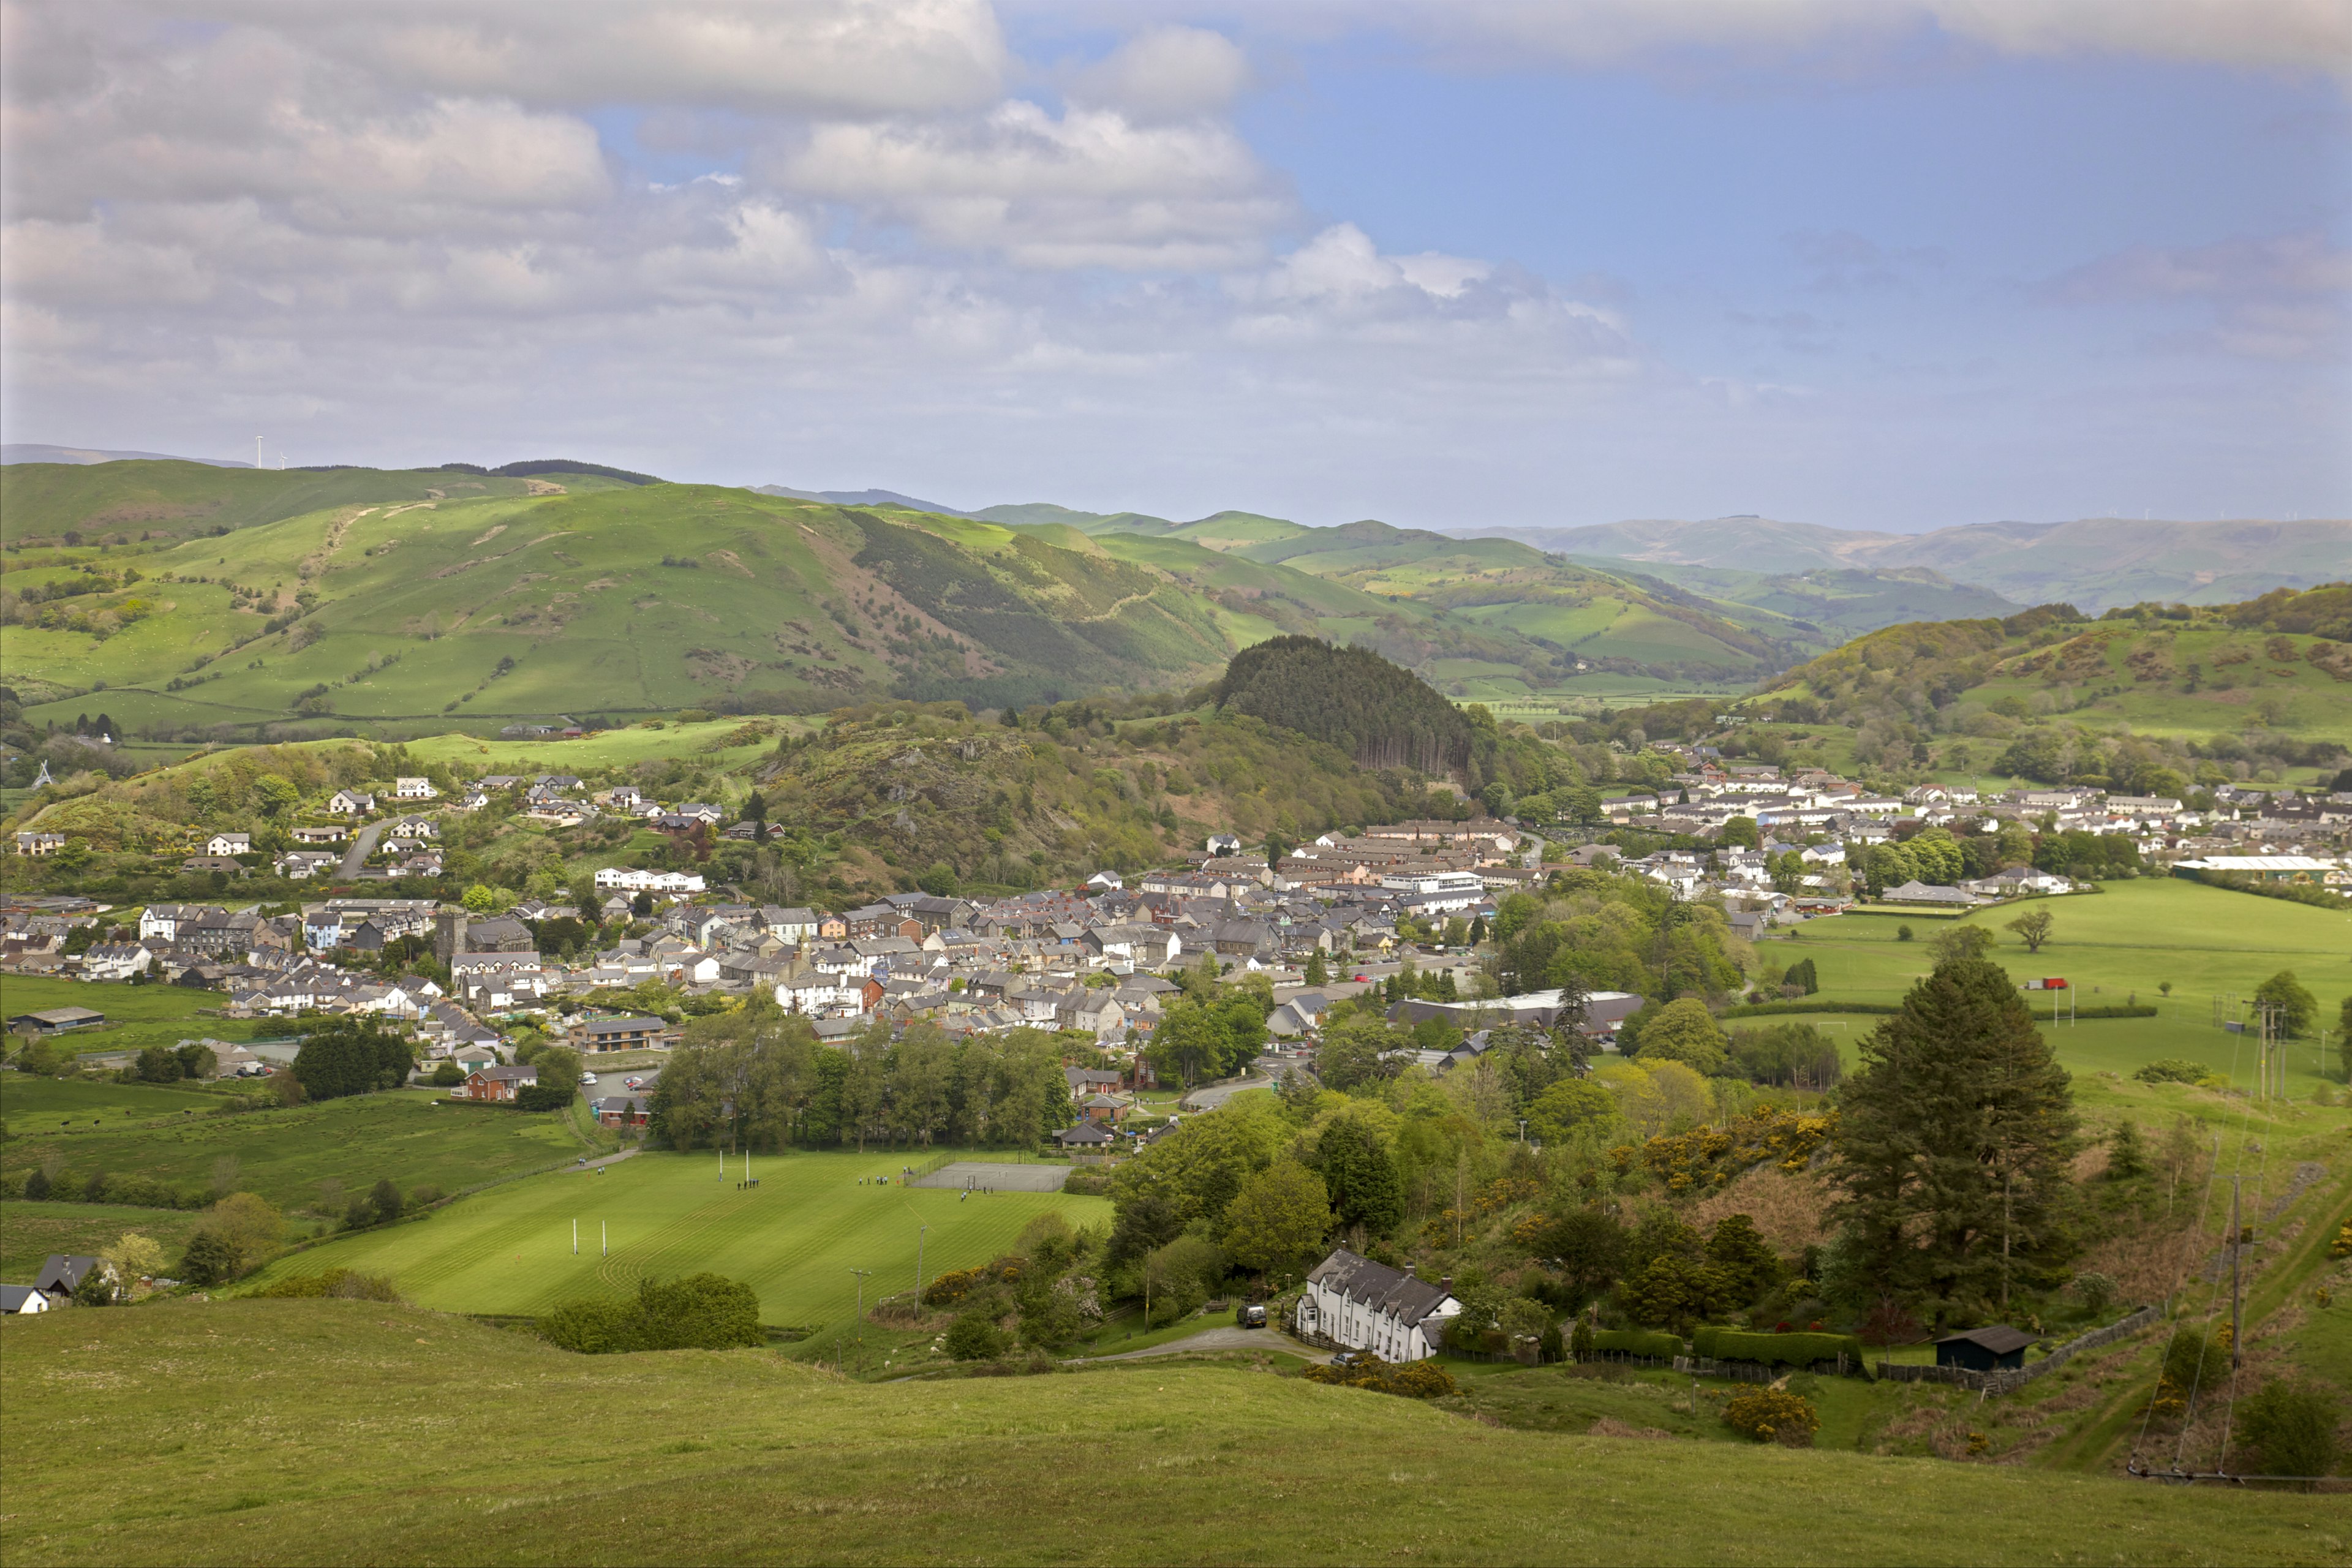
[1830,956,2080,1316]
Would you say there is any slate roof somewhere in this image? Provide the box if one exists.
[1305,1246,1456,1328]
[1936,1325,2037,1355]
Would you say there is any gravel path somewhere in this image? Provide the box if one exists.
[1069,1324,1332,1364]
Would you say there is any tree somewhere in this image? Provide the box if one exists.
[1830,956,2081,1311]
[944,1311,1009,1360]
[1221,1158,1332,1276]
[1314,1015,1401,1093]
[1528,1207,1627,1305]
[2253,970,2316,1038]
[1147,1004,1230,1089]
[2005,907,2056,954]
[1783,956,1819,995]
[1525,1078,1618,1144]
[538,1273,765,1354]
[1705,1213,1782,1305]
[177,1230,241,1286]
[1929,924,1996,968]
[1719,815,1760,849]
[369,1178,404,1224]
[532,1044,584,1098]
[462,883,501,913]
[135,1045,183,1083]
[1303,949,1328,987]
[74,1262,122,1307]
[2108,1120,2150,1179]
[1312,1115,1403,1234]
[173,1042,217,1080]
[291,1017,414,1101]
[1630,998,1728,1076]
[104,1232,167,1281]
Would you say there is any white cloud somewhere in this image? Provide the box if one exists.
[775,101,1289,268]
[1066,26,1251,121]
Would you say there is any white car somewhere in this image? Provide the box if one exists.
[579,1072,598,1087]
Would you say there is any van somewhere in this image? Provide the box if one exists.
[1237,1302,1267,1329]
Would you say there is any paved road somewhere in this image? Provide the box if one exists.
[1182,1071,1272,1111]
[565,1148,639,1174]
[1071,1324,1332,1364]
[337,819,390,879]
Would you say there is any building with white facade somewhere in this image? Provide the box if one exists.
[1295,1248,1460,1362]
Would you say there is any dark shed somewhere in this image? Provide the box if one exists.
[1934,1325,2036,1372]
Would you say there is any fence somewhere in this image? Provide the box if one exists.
[1672,1354,1864,1382]
[1874,1304,2163,1396]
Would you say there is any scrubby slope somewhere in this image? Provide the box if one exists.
[1,1302,2328,1567]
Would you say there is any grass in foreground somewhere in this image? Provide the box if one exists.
[1,1301,2339,1567]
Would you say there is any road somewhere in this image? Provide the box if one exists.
[1069,1324,1332,1364]
[337,818,390,879]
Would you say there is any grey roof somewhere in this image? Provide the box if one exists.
[1937,1325,2037,1355]
[1,1283,45,1312]
[1305,1247,1457,1328]
[34,1254,102,1294]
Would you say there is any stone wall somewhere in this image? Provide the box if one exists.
[1874,1304,2164,1396]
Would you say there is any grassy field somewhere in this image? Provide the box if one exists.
[2,1072,231,1128]
[242,1147,1112,1332]
[0,975,279,1058]
[0,1199,203,1282]
[2,1301,2339,1567]
[1775,878,2352,1096]
[0,1088,594,1213]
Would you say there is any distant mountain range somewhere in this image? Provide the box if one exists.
[2,443,252,469]
[1481,515,2350,612]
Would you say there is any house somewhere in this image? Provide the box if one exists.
[568,1015,673,1053]
[1205,833,1243,856]
[13,832,66,857]
[394,776,439,800]
[1961,868,2074,899]
[454,1063,538,1102]
[140,904,217,944]
[1267,991,1328,1038]
[0,1283,50,1314]
[277,850,341,881]
[1935,1325,2035,1373]
[327,789,376,816]
[78,943,156,981]
[33,1254,107,1305]
[1294,1248,1461,1362]
[6,1006,105,1034]
[205,832,254,857]
[1065,1066,1124,1100]
[1053,1121,1116,1149]
[591,1091,654,1130]
[1878,880,1981,908]
[1086,870,1124,892]
[291,824,347,845]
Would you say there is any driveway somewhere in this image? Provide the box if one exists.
[1071,1324,1331,1364]
[337,818,390,879]
[1182,1072,1272,1111]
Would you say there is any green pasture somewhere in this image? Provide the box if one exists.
[2,1073,228,1126]
[1776,879,2352,1093]
[0,976,277,1057]
[401,717,802,772]
[3,1302,2337,1568]
[0,1090,592,1213]
[0,1200,202,1283]
[243,1148,1113,1330]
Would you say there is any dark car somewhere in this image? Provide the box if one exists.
[1329,1349,1368,1368]
[1236,1302,1267,1329]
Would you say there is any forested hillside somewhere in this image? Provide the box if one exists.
[1212,636,1473,775]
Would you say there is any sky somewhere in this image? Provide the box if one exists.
[1,0,2346,532]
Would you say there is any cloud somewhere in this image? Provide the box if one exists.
[2038,232,2352,358]
[1066,26,1251,121]
[774,100,1289,268]
[192,0,1012,117]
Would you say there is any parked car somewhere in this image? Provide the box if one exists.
[1236,1302,1267,1329]
[1329,1349,1368,1368]
[579,1072,597,1086]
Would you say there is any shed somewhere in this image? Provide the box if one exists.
[6,1006,105,1034]
[1934,1325,2035,1373]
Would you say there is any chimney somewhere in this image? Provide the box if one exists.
[1439,1276,1452,1294]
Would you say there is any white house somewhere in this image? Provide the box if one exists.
[327,790,375,816]
[13,832,66,857]
[205,832,253,856]
[393,776,439,800]
[385,814,439,842]
[594,867,707,894]
[1295,1248,1460,1362]
[277,850,341,881]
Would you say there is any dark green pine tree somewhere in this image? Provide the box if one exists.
[1314,1117,1404,1236]
[1830,956,2080,1317]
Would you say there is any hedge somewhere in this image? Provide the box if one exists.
[1692,1327,1867,1369]
[1721,1000,1899,1020]
[2031,1004,2157,1021]
[1590,1329,1683,1359]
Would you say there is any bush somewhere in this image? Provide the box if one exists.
[2135,1058,2211,1085]
[2035,1005,2156,1021]
[538,1273,764,1355]
[1723,1387,1819,1446]
[1720,999,1898,1019]
[1302,1356,1458,1399]
[430,1061,465,1087]
[178,1231,241,1286]
[1691,1327,1867,1371]
[1589,1329,1683,1360]
[2236,1378,2340,1484]
[250,1267,402,1302]
[944,1311,1011,1361]
[513,1084,575,1112]
[924,1259,1022,1309]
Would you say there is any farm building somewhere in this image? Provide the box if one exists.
[1935,1325,2035,1373]
[6,1006,105,1034]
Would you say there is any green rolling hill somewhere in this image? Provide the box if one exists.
[3,463,1828,737]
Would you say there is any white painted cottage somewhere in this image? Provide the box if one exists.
[1295,1248,1460,1362]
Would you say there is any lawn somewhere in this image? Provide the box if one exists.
[240,1147,1113,1333]
[1774,878,2352,1097]
[0,1199,203,1283]
[0,1089,594,1213]
[2,1072,230,1126]
[2,1301,2337,1567]
[0,975,279,1057]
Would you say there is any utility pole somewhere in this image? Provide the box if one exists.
[849,1267,872,1326]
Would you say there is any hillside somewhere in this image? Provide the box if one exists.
[1739,587,2352,785]
[1491,515,2352,612]
[1213,636,1472,774]
[2,1303,2325,1567]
